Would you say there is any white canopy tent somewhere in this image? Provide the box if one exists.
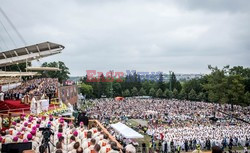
[111,122,144,139]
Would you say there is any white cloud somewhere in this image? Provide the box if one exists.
[0,0,249,76]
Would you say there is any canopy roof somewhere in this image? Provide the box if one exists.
[0,41,64,67]
[26,66,61,71]
[0,71,39,77]
[111,122,144,139]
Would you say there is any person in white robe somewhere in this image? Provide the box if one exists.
[30,96,37,114]
[36,99,42,114]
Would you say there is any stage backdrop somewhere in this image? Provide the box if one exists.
[59,85,78,105]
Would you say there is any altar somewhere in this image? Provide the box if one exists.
[40,99,49,111]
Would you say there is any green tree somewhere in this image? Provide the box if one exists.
[169,91,173,99]
[164,89,171,99]
[156,88,163,98]
[244,92,250,106]
[158,73,165,91]
[142,81,153,94]
[202,65,228,103]
[113,82,122,97]
[183,78,203,95]
[138,88,146,96]
[173,88,178,99]
[169,72,182,91]
[229,66,250,93]
[79,83,93,98]
[149,88,155,97]
[131,87,138,96]
[178,89,186,100]
[0,62,31,72]
[197,92,206,101]
[122,89,131,97]
[41,61,70,83]
[224,74,245,105]
[188,89,197,101]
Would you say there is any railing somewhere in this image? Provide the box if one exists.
[89,120,123,149]
[0,107,61,115]
[0,107,30,114]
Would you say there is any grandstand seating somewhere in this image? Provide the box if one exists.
[0,77,20,85]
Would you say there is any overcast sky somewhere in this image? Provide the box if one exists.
[0,0,249,76]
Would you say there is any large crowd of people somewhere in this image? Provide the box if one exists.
[0,77,20,85]
[2,78,58,103]
[0,84,249,152]
[0,114,135,153]
[87,98,250,152]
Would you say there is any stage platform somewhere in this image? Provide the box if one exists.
[0,99,58,114]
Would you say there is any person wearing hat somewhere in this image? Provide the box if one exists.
[27,133,39,150]
[77,122,86,132]
[13,136,19,143]
[73,130,82,145]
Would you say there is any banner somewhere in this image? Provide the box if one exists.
[59,85,78,105]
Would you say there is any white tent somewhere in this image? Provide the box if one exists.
[111,122,144,139]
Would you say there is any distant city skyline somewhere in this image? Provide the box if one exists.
[70,72,204,83]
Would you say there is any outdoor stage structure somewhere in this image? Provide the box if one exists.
[0,41,64,67]
[0,41,69,112]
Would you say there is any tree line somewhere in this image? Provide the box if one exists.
[1,61,70,83]
[80,65,250,106]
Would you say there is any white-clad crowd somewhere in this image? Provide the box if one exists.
[147,124,250,151]
[88,98,250,151]
[0,115,135,153]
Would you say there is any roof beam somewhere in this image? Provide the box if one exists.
[14,50,18,56]
[25,47,29,54]
[36,45,41,58]
[2,53,7,59]
[47,42,52,54]
[47,42,51,50]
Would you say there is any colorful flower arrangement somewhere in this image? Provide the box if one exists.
[1,103,68,128]
[39,103,68,116]
[2,118,9,127]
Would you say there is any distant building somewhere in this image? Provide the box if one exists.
[163,73,204,82]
